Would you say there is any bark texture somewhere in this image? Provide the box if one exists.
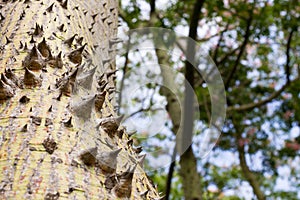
[0,0,160,199]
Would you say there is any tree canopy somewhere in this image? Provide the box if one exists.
[117,0,299,199]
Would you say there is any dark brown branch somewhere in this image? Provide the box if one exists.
[177,1,205,200]
[213,23,229,63]
[165,147,177,200]
[228,66,299,112]
[285,27,296,85]
[224,12,253,90]
[188,0,204,40]
[181,0,205,149]
[117,35,131,114]
[216,46,240,66]
[227,82,288,112]
[236,132,266,200]
[150,0,155,14]
[125,107,163,121]
[124,87,158,120]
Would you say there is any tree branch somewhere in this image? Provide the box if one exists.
[213,23,229,63]
[117,35,131,114]
[285,27,296,85]
[227,82,288,112]
[235,131,266,200]
[227,26,297,112]
[177,1,205,200]
[224,5,255,90]
[216,46,240,66]
[165,147,177,200]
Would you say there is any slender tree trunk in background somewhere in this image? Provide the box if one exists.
[146,0,204,198]
[0,0,159,199]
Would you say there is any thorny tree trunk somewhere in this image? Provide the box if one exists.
[0,0,160,199]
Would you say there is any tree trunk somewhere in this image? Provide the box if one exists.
[0,0,159,199]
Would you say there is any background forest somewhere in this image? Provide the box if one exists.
[116,0,299,199]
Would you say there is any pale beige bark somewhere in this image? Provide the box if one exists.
[0,0,159,199]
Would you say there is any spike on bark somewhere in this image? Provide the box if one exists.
[0,13,5,22]
[107,87,118,95]
[79,147,97,166]
[76,66,96,90]
[69,67,79,82]
[63,117,73,128]
[117,129,124,139]
[29,44,41,59]
[5,36,11,45]
[23,67,42,87]
[21,124,28,132]
[96,148,122,173]
[46,3,54,12]
[1,73,16,88]
[95,91,106,112]
[138,154,146,168]
[37,38,52,58]
[19,41,24,49]
[127,139,133,147]
[101,15,109,22]
[97,115,124,137]
[61,0,68,9]
[23,42,28,50]
[99,82,108,91]
[68,43,87,64]
[30,35,36,43]
[58,24,64,32]
[57,67,77,95]
[48,51,63,68]
[133,146,143,154]
[127,130,137,137]
[19,10,25,20]
[92,13,98,20]
[76,37,84,46]
[106,69,118,79]
[71,94,96,119]
[33,23,43,36]
[5,68,20,87]
[59,77,72,96]
[64,34,78,47]
[140,190,149,199]
[22,44,44,70]
[56,91,62,101]
[0,79,14,100]
[112,164,136,198]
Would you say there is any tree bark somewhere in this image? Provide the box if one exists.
[0,0,159,199]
